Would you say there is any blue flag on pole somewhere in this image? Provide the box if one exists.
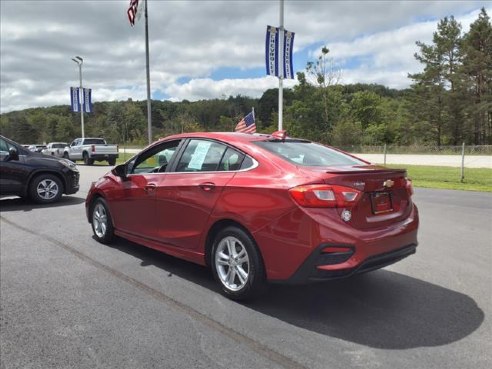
[83,88,93,113]
[265,25,279,77]
[283,30,295,79]
[265,26,295,79]
[70,87,80,112]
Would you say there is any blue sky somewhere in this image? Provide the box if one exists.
[0,1,490,113]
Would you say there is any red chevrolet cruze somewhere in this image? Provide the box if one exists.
[86,131,418,300]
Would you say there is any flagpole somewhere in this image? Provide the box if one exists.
[145,0,152,144]
[278,0,284,131]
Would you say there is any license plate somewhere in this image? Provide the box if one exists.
[371,192,393,214]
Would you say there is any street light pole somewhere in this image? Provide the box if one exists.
[71,56,85,138]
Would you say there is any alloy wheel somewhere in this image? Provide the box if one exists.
[36,179,60,200]
[214,236,250,291]
[93,202,108,238]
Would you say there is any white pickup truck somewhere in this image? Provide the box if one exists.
[64,137,118,166]
[42,142,68,158]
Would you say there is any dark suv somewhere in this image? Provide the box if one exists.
[0,135,80,203]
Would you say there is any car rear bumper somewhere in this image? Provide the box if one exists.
[256,202,419,282]
[90,154,118,160]
[283,243,417,284]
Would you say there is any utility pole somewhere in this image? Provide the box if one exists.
[71,56,85,138]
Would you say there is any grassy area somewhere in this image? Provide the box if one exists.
[387,164,492,192]
[116,153,491,192]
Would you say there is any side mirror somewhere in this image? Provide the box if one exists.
[6,147,19,161]
[111,164,128,180]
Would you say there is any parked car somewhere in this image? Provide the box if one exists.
[0,135,80,203]
[64,137,118,165]
[85,131,419,300]
[27,144,47,152]
[42,142,68,158]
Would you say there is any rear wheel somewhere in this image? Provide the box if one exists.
[83,152,94,165]
[29,174,63,204]
[108,157,116,166]
[211,226,267,300]
[90,198,114,244]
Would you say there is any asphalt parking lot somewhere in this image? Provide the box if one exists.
[1,164,491,369]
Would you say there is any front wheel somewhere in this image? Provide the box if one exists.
[211,226,267,300]
[29,174,63,204]
[90,198,114,244]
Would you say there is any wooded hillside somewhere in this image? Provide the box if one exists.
[1,10,490,147]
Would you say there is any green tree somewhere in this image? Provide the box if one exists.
[460,8,492,144]
[409,16,464,145]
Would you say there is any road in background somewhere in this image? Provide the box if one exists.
[354,153,492,168]
[1,165,491,369]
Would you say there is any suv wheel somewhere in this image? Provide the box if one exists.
[211,226,267,300]
[91,198,114,244]
[29,174,63,204]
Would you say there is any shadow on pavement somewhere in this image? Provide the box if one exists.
[104,236,484,350]
[0,195,86,212]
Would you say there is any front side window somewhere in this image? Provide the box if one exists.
[130,140,181,174]
[255,140,366,167]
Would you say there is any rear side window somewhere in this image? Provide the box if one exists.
[176,140,226,172]
[174,139,252,172]
[255,141,366,166]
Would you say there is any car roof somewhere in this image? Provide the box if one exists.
[158,132,290,145]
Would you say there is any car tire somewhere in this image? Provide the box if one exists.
[63,152,70,160]
[211,226,267,300]
[29,174,63,204]
[83,152,94,165]
[90,198,114,244]
[108,158,116,166]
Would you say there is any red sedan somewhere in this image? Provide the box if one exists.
[86,131,418,300]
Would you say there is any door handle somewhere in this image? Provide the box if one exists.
[199,182,215,191]
[144,183,157,193]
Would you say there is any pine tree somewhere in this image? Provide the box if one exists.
[461,8,492,144]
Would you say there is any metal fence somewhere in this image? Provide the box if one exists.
[338,145,492,155]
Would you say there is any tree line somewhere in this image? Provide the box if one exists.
[1,9,490,147]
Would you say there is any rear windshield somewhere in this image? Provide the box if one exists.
[255,141,366,167]
[84,139,106,145]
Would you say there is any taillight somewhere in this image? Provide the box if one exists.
[289,184,361,208]
[405,177,414,197]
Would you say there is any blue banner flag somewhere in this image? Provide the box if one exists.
[265,25,279,77]
[70,87,80,112]
[283,30,295,79]
[265,26,295,79]
[83,88,93,113]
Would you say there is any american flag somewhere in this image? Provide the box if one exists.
[235,111,256,133]
[127,0,139,26]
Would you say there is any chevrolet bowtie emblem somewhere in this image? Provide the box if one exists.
[383,179,394,188]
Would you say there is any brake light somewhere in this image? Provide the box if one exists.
[405,177,414,197]
[289,184,361,208]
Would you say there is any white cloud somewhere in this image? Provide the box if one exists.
[0,1,489,113]
[165,77,298,101]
